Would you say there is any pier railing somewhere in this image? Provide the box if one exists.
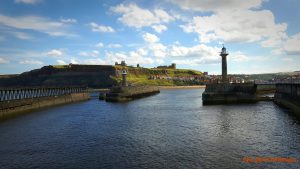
[0,87,88,102]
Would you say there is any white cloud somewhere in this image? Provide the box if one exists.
[271,48,283,55]
[106,52,127,62]
[47,49,63,57]
[79,52,89,57]
[283,33,300,55]
[89,22,115,33]
[149,43,167,58]
[142,33,160,43]
[152,24,167,33]
[282,58,294,62]
[15,0,41,5]
[0,36,5,42]
[168,0,263,12]
[95,42,104,48]
[79,50,99,57]
[127,56,154,65]
[12,32,32,40]
[129,48,146,57]
[172,58,218,66]
[20,60,43,65]
[56,59,67,65]
[107,43,122,48]
[82,58,106,65]
[169,45,266,65]
[139,48,148,56]
[156,59,164,64]
[169,44,220,64]
[229,52,250,62]
[111,3,174,28]
[60,18,77,24]
[0,58,9,64]
[70,59,79,64]
[0,14,74,37]
[105,49,153,65]
[142,32,167,59]
[180,9,287,46]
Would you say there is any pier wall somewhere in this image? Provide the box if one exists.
[0,87,89,121]
[202,83,257,105]
[105,86,160,102]
[256,84,276,94]
[204,83,257,93]
[274,83,300,116]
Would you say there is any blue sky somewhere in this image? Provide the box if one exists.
[0,0,300,74]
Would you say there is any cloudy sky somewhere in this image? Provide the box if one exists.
[0,0,299,74]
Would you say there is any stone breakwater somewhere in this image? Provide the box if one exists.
[202,83,257,105]
[0,93,90,121]
[102,86,160,102]
[274,83,300,116]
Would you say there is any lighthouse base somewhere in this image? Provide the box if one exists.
[102,86,160,102]
[202,83,257,105]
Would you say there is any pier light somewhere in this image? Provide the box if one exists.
[221,44,228,55]
[121,68,127,87]
[220,44,229,83]
[122,69,127,75]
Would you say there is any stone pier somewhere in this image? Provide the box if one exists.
[202,83,257,105]
[0,87,90,121]
[102,86,160,102]
[274,83,300,116]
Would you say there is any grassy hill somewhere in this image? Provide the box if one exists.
[0,65,203,87]
[113,66,203,86]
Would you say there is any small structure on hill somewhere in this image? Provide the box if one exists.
[115,61,127,66]
[157,63,176,69]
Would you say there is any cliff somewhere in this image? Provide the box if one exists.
[0,65,115,88]
[0,64,203,88]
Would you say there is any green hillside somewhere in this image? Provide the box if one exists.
[0,65,203,87]
[113,66,203,86]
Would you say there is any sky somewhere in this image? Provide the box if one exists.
[0,0,300,75]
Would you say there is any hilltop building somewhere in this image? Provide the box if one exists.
[115,61,127,66]
[157,63,176,69]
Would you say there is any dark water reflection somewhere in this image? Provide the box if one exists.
[0,89,299,169]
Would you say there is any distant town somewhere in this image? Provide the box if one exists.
[1,61,299,88]
[114,61,300,85]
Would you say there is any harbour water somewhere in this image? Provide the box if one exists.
[0,89,299,168]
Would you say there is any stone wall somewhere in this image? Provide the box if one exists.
[0,65,116,87]
[274,83,300,116]
[110,86,159,94]
[202,83,257,105]
[204,83,257,94]
[0,92,89,121]
[256,84,276,93]
[105,86,160,102]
